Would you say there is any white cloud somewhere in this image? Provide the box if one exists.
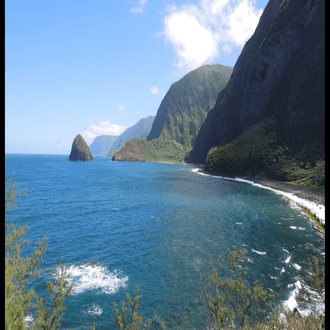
[161,0,262,76]
[150,86,160,95]
[131,0,147,14]
[119,105,125,112]
[83,121,128,142]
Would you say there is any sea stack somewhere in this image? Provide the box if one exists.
[69,134,93,161]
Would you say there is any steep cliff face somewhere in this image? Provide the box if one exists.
[69,134,93,161]
[186,0,325,175]
[147,64,233,150]
[113,64,233,162]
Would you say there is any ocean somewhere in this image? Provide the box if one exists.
[5,154,324,329]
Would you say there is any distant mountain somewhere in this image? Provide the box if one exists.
[113,64,233,162]
[186,0,324,190]
[89,135,118,157]
[107,116,155,157]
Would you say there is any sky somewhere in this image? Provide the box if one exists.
[5,0,269,155]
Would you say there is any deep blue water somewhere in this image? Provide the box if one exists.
[5,154,324,329]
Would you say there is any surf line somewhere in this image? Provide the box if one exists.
[191,167,325,230]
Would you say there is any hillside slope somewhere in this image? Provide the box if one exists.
[147,64,233,149]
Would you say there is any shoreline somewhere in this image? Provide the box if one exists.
[193,168,325,228]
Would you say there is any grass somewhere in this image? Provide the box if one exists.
[112,138,190,163]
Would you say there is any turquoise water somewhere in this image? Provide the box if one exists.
[5,154,324,329]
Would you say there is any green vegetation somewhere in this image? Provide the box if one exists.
[286,159,325,191]
[297,204,325,237]
[248,310,324,330]
[199,246,275,329]
[5,177,73,330]
[139,138,189,162]
[305,256,325,303]
[112,286,152,330]
[112,138,190,163]
[148,65,233,151]
[205,119,325,192]
[113,65,233,162]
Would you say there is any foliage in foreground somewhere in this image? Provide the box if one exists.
[5,177,73,330]
[112,286,152,330]
[248,310,325,330]
[199,246,275,329]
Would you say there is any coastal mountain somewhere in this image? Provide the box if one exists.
[112,138,188,162]
[89,135,117,157]
[113,64,233,162]
[107,116,155,158]
[147,64,233,149]
[69,134,93,161]
[186,0,324,190]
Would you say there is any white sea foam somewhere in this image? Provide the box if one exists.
[283,280,301,310]
[292,263,302,271]
[283,280,324,317]
[252,248,267,255]
[191,169,325,224]
[24,315,34,324]
[280,267,286,274]
[284,256,291,264]
[290,226,306,231]
[251,183,325,225]
[87,304,103,315]
[58,263,128,295]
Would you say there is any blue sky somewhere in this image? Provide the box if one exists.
[6,0,269,154]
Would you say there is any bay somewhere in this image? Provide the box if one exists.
[5,154,324,329]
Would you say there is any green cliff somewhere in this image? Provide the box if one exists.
[113,64,233,162]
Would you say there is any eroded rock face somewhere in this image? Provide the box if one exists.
[186,0,324,166]
[69,134,93,161]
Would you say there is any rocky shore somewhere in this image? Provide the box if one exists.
[258,179,325,206]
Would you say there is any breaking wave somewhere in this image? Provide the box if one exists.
[57,263,128,295]
[87,304,103,315]
[283,280,325,317]
[252,249,267,255]
[191,168,325,223]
